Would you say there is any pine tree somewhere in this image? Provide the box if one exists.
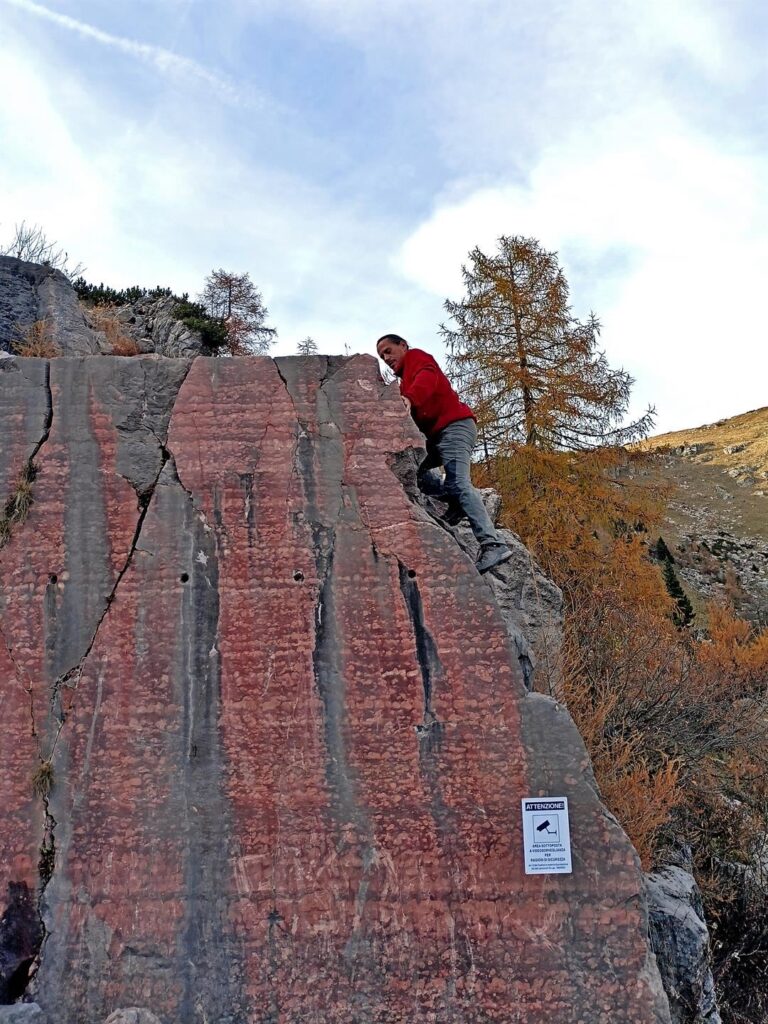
[661,557,695,627]
[655,536,674,563]
[442,236,655,452]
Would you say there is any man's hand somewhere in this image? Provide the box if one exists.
[401,395,412,412]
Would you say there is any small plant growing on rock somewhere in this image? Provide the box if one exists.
[0,461,37,549]
[1,220,84,279]
[13,319,61,358]
[32,759,54,799]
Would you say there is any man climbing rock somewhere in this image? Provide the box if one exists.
[376,333,512,575]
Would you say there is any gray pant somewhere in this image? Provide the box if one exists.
[418,418,502,548]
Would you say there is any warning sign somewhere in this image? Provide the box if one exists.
[521,798,572,874]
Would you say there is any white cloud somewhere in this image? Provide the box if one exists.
[397,105,768,432]
[0,48,115,250]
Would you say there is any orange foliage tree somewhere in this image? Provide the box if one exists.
[200,269,276,356]
[442,235,655,454]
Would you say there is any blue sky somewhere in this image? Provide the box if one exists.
[1,0,766,433]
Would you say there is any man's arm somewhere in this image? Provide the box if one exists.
[400,359,440,407]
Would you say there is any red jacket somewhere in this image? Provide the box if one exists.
[397,348,475,438]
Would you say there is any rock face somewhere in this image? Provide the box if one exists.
[0,355,670,1023]
[443,489,563,693]
[108,294,204,358]
[0,257,107,355]
[646,867,720,1024]
[676,531,768,626]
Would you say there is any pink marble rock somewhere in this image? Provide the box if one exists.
[0,355,670,1023]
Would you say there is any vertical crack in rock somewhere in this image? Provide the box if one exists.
[278,364,358,826]
[396,556,464,1015]
[51,449,169,708]
[31,360,54,464]
[397,559,444,750]
[312,531,358,822]
[0,882,44,1004]
[0,363,54,1001]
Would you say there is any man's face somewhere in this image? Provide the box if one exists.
[377,338,408,373]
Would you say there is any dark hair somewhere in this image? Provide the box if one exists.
[376,333,408,349]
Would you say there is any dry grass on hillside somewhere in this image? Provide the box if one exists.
[639,406,768,479]
[86,304,142,356]
[634,408,768,545]
[13,319,61,358]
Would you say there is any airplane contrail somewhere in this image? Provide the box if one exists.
[1,0,248,105]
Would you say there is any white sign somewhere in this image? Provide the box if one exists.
[521,797,572,874]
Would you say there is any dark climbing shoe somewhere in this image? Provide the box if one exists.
[476,543,513,575]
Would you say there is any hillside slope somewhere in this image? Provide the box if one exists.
[637,407,768,624]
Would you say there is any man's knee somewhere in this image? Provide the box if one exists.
[444,479,476,508]
[442,460,472,499]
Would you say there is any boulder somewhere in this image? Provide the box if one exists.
[0,355,670,1023]
[646,866,720,1023]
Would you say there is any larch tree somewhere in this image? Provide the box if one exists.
[297,336,318,356]
[199,269,276,356]
[442,235,654,453]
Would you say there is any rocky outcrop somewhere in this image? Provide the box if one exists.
[0,257,204,357]
[0,257,106,355]
[106,295,204,358]
[406,485,563,694]
[646,866,720,1024]
[676,531,768,625]
[444,489,562,693]
[0,354,670,1022]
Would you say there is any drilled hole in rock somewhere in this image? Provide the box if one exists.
[48,573,58,585]
[407,569,417,579]
[180,572,190,583]
[293,570,305,582]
